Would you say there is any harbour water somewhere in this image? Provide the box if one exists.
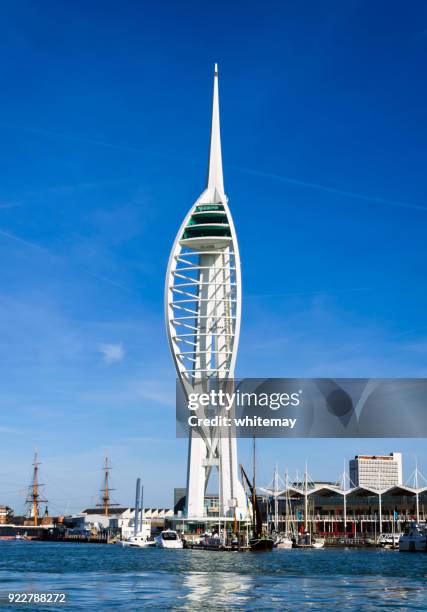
[0,542,426,610]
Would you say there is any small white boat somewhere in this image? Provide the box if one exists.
[275,534,293,549]
[377,533,400,549]
[399,523,427,552]
[119,533,154,548]
[198,531,223,549]
[14,534,31,542]
[119,515,153,548]
[294,532,325,549]
[311,537,325,549]
[155,529,183,549]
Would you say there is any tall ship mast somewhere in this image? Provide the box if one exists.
[240,435,274,550]
[25,451,47,527]
[97,455,119,517]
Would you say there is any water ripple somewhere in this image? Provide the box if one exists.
[0,543,426,610]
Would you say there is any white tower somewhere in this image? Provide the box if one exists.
[165,64,247,520]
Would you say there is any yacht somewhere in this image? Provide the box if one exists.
[294,532,325,549]
[155,529,183,549]
[241,438,274,552]
[120,532,154,548]
[399,523,427,552]
[118,515,153,548]
[275,534,293,549]
[249,535,274,551]
[197,531,223,549]
[311,536,325,549]
[377,533,400,549]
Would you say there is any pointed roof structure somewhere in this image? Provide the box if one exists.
[206,63,225,201]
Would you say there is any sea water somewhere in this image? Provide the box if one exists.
[0,542,426,610]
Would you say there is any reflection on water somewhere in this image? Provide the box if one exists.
[0,543,426,610]
[180,572,253,608]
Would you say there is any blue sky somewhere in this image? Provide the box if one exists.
[0,1,426,514]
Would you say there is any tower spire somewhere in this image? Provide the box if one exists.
[206,63,224,198]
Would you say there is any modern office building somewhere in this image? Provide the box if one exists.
[349,453,403,489]
[165,65,247,520]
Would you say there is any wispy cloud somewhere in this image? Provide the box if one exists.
[99,343,125,363]
[89,272,136,294]
[231,166,427,213]
[0,122,149,155]
[3,122,423,214]
[0,226,137,295]
[0,228,50,252]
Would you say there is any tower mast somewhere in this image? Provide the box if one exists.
[165,64,247,520]
[206,63,224,197]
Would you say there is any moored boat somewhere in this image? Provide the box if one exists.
[294,532,325,549]
[119,479,154,548]
[311,537,325,549]
[275,534,293,549]
[119,532,154,548]
[249,535,274,551]
[14,534,31,541]
[155,529,183,549]
[377,533,400,549]
[197,531,223,550]
[399,523,427,552]
[241,436,274,552]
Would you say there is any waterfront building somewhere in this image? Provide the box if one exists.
[169,481,427,538]
[63,506,174,537]
[284,482,426,538]
[64,507,174,534]
[349,453,403,489]
[165,65,247,520]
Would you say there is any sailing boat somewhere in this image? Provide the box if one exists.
[275,470,293,549]
[240,435,274,551]
[293,466,325,549]
[119,478,154,547]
